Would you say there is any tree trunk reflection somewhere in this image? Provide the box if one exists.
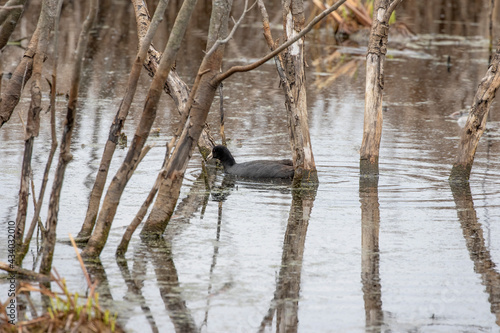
[360,176,384,331]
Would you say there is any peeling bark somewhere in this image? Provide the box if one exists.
[281,0,318,184]
[256,0,321,185]
[360,0,402,176]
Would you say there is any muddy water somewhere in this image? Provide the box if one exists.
[1,1,500,332]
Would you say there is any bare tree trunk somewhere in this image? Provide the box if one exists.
[16,0,63,266]
[14,0,58,265]
[257,0,348,185]
[39,0,98,276]
[449,39,500,182]
[82,0,198,258]
[76,0,169,241]
[280,0,318,185]
[139,0,233,238]
[360,0,402,176]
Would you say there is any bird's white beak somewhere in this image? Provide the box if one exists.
[207,152,213,160]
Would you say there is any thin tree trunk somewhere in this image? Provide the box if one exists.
[449,38,500,182]
[280,0,318,185]
[76,0,170,241]
[39,0,98,277]
[360,0,402,176]
[82,0,198,258]
[139,0,233,238]
[16,0,63,266]
[14,0,58,265]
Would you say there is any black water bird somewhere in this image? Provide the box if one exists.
[208,145,295,179]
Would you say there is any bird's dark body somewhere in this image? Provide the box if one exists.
[209,145,294,179]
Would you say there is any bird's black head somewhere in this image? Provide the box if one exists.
[209,145,236,167]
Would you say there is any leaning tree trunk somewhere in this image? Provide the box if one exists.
[449,38,500,182]
[82,0,199,258]
[280,0,317,184]
[39,0,98,277]
[360,0,402,176]
[139,0,233,238]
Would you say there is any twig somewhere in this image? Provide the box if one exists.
[69,233,92,288]
[17,109,26,134]
[216,0,347,83]
[205,0,250,57]
[0,5,23,9]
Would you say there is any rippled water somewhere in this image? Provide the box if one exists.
[1,1,500,332]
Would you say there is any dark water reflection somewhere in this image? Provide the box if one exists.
[1,0,500,332]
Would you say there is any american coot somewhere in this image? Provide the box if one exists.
[208,145,295,179]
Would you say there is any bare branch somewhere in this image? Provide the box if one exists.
[216,0,347,83]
